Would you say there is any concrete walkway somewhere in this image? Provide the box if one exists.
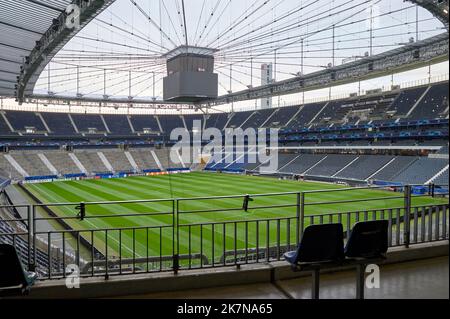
[5,184,56,233]
[121,256,449,299]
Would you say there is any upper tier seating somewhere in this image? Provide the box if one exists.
[0,112,14,135]
[158,115,185,133]
[103,115,132,135]
[310,102,340,125]
[263,105,301,128]
[365,93,398,120]
[41,112,77,135]
[71,114,106,133]
[333,93,398,124]
[5,111,46,132]
[225,111,254,129]
[0,81,447,139]
[241,109,276,130]
[289,103,325,128]
[387,86,427,115]
[205,113,229,130]
[129,115,161,133]
[409,83,449,120]
[184,114,206,132]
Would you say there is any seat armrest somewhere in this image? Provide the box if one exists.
[25,271,38,286]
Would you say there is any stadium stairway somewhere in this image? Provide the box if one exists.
[391,157,448,185]
[426,165,449,185]
[37,154,58,176]
[44,151,83,176]
[3,154,29,178]
[127,148,160,171]
[124,151,139,171]
[97,152,115,173]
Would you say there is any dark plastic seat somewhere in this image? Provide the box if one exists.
[284,221,389,299]
[0,244,37,296]
[284,223,344,266]
[345,220,389,259]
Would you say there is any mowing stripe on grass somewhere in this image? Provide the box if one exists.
[24,173,447,266]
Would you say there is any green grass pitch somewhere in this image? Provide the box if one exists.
[23,172,447,268]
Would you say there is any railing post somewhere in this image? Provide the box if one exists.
[356,263,366,299]
[32,205,37,271]
[27,205,34,271]
[173,199,179,275]
[297,192,305,244]
[404,185,411,248]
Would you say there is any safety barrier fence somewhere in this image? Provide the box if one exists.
[0,184,448,280]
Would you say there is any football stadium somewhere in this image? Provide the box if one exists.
[0,0,449,301]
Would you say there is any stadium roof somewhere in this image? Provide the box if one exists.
[205,32,449,106]
[0,0,73,96]
[408,0,449,31]
[0,0,448,106]
[0,0,115,99]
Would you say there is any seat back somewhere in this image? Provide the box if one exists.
[0,244,27,289]
[345,220,388,258]
[296,223,344,263]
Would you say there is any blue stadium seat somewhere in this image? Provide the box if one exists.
[0,244,37,296]
[283,223,344,299]
[284,221,389,299]
[345,220,388,259]
[284,223,344,266]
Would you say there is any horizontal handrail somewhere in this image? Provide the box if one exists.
[18,183,448,208]
[305,195,406,206]
[178,203,298,215]
[0,204,31,209]
[33,210,174,221]
[305,204,449,218]
[34,224,174,235]
[178,216,297,227]
[33,198,175,207]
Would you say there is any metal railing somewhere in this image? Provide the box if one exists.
[0,184,448,280]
